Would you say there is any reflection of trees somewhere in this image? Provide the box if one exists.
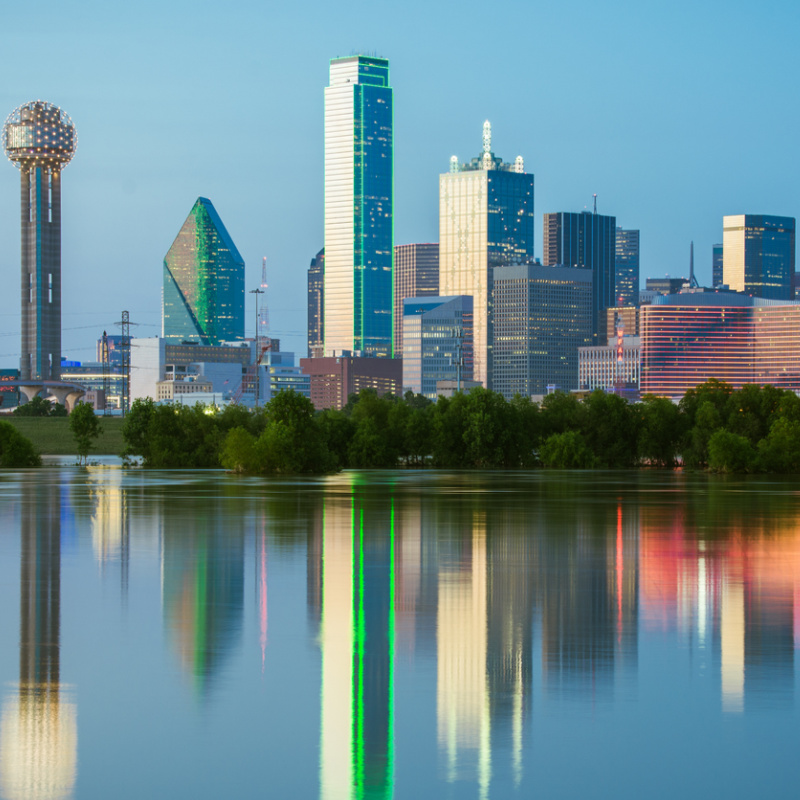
[0,476,77,800]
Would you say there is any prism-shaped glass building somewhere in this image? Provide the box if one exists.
[163,197,245,346]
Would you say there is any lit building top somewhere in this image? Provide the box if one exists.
[3,101,77,169]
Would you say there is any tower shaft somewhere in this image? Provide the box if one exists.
[20,166,61,380]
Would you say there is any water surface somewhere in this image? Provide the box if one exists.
[0,467,798,799]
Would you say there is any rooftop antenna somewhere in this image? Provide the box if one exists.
[689,241,699,288]
[593,193,597,214]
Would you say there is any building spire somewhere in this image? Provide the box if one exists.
[482,120,493,170]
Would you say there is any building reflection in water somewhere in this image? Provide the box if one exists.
[161,492,245,696]
[87,469,130,600]
[318,478,394,800]
[0,477,77,800]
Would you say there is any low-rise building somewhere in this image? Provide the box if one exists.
[300,354,402,410]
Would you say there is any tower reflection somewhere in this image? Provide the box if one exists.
[0,476,77,800]
[318,477,394,800]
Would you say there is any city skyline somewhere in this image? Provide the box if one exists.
[0,0,797,368]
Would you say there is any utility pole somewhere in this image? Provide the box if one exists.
[115,311,133,416]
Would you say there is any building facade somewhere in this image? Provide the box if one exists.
[439,122,534,389]
[299,355,402,410]
[308,248,325,358]
[3,101,77,380]
[324,56,393,358]
[394,243,439,357]
[163,197,245,346]
[640,293,800,396]
[402,295,473,400]
[646,277,687,295]
[492,264,593,398]
[615,228,640,306]
[543,211,616,344]
[712,243,724,288]
[723,215,796,300]
[579,337,640,391]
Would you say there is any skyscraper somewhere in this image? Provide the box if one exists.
[394,243,439,356]
[307,248,324,358]
[492,264,593,397]
[615,228,640,306]
[162,197,245,346]
[3,101,77,380]
[543,211,616,344]
[723,215,796,300]
[324,55,393,358]
[439,122,534,388]
[712,243,724,287]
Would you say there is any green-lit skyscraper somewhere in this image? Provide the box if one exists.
[324,56,393,358]
[162,197,245,345]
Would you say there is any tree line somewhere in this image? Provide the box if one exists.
[119,379,800,474]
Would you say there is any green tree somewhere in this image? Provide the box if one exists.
[725,384,788,445]
[757,417,800,473]
[70,402,102,465]
[539,431,597,469]
[122,398,155,460]
[462,388,519,468]
[220,426,256,473]
[539,391,587,439]
[430,393,470,468]
[707,429,756,473]
[683,400,723,469]
[317,408,355,469]
[582,390,640,468]
[348,390,398,468]
[13,395,67,417]
[638,395,682,467]
[0,421,41,467]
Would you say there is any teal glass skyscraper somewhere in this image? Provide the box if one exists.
[324,56,393,358]
[162,197,245,346]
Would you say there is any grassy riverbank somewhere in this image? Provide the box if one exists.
[2,416,125,456]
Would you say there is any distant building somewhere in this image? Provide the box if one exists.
[97,334,125,366]
[0,368,20,409]
[723,215,795,300]
[402,295,473,399]
[324,56,393,358]
[492,264,593,398]
[605,306,639,341]
[439,121,534,388]
[60,361,125,410]
[163,197,245,346]
[307,248,324,358]
[543,211,616,344]
[394,243,439,357]
[300,355,402,410]
[640,293,800,396]
[712,243,724,288]
[156,376,213,402]
[615,228,640,306]
[646,277,687,295]
[579,337,640,392]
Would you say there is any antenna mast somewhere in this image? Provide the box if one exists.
[593,194,597,214]
[259,256,270,341]
[689,241,699,288]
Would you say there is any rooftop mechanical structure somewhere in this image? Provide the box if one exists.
[3,100,77,381]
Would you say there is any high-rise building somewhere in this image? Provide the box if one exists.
[723,215,796,300]
[615,228,640,306]
[439,122,534,389]
[712,243,724,287]
[299,354,402,411]
[492,264,593,398]
[307,248,324,358]
[640,292,800,396]
[162,197,245,346]
[645,277,687,295]
[3,101,77,380]
[543,211,616,344]
[402,295,473,399]
[324,55,393,358]
[394,243,439,357]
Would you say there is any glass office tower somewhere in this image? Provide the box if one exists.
[308,248,325,358]
[723,215,796,300]
[324,56,393,358]
[394,243,439,357]
[3,101,77,380]
[543,211,616,344]
[712,243,724,287]
[162,197,245,346]
[439,122,534,388]
[615,228,640,306]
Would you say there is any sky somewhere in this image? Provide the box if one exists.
[0,0,797,367]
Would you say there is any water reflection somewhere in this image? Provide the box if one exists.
[0,477,77,800]
[318,479,394,800]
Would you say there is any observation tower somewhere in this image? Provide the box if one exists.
[3,101,77,380]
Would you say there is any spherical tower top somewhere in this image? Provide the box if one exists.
[2,100,77,170]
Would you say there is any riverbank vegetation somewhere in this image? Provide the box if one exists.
[120,379,800,474]
[3,416,126,456]
[0,421,41,467]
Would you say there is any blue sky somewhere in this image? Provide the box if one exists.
[0,0,797,364]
